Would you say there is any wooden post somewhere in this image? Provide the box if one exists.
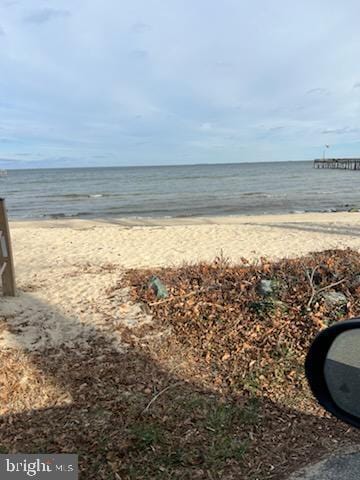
[0,198,16,296]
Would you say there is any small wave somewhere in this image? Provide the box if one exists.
[174,175,234,181]
[47,193,106,200]
[45,211,94,219]
[60,194,87,198]
[240,192,269,197]
[45,213,67,218]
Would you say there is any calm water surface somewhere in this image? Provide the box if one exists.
[0,161,358,219]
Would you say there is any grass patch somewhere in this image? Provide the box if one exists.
[207,436,248,466]
[130,423,164,449]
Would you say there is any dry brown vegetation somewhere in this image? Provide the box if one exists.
[1,249,360,479]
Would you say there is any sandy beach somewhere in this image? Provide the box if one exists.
[2,212,360,479]
[11,211,360,278]
[1,210,360,352]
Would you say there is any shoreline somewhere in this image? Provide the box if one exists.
[7,205,360,223]
[9,209,360,227]
[8,211,360,283]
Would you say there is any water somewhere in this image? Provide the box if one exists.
[0,161,358,220]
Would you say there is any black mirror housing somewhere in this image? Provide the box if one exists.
[306,317,360,429]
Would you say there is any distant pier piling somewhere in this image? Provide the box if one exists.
[313,158,360,170]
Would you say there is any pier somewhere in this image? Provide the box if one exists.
[313,158,360,170]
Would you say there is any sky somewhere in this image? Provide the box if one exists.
[1,1,360,168]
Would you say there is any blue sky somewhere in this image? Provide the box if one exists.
[1,1,360,168]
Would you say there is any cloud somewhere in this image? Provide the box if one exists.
[24,8,70,24]
[131,22,151,34]
[4,0,360,167]
[267,126,285,132]
[0,1,19,7]
[306,88,330,96]
[321,127,360,135]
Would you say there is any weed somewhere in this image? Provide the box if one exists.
[207,436,248,465]
[207,404,238,431]
[241,372,261,395]
[239,397,260,425]
[130,423,163,449]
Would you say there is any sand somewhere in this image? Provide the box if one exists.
[1,211,360,352]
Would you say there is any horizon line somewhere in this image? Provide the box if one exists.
[2,159,314,171]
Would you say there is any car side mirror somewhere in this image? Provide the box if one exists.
[305,318,360,429]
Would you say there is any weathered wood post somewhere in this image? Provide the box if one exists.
[0,198,16,296]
